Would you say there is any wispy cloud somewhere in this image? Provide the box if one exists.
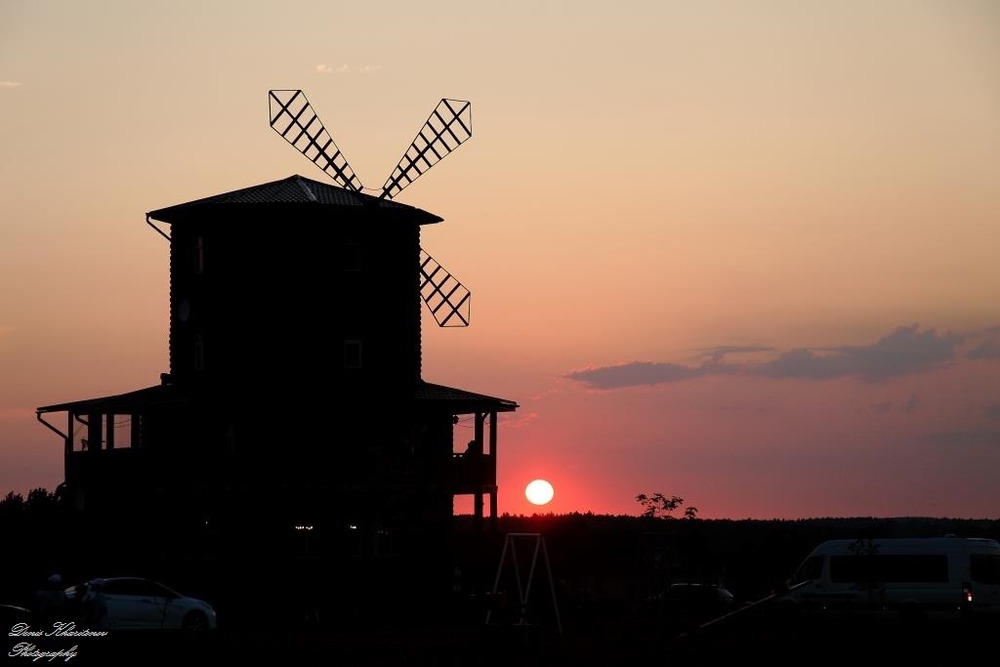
[967,327,1000,360]
[922,429,1000,447]
[753,325,961,381]
[0,81,21,89]
[869,401,892,414]
[565,361,717,389]
[901,394,921,414]
[503,412,539,429]
[863,394,922,415]
[316,64,382,74]
[695,345,773,364]
[565,324,969,390]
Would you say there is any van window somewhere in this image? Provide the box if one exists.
[791,555,824,585]
[971,554,1000,584]
[830,554,949,583]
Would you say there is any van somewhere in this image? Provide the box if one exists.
[779,536,1000,620]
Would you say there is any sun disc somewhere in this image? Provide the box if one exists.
[525,479,554,505]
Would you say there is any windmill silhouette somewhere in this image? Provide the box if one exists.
[268,89,473,327]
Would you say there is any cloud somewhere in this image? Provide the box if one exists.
[0,81,21,88]
[967,329,1000,360]
[503,412,539,429]
[753,325,961,381]
[316,64,382,74]
[564,324,966,390]
[923,429,1000,447]
[695,345,773,364]
[863,395,921,415]
[564,361,731,389]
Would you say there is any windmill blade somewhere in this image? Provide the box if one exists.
[268,89,364,192]
[420,248,471,327]
[380,99,472,201]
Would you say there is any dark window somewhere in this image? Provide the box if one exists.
[344,340,362,368]
[195,335,205,371]
[971,554,1000,584]
[791,555,824,585]
[195,235,204,274]
[829,554,949,583]
[100,579,139,596]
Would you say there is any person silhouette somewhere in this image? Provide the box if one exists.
[33,573,65,625]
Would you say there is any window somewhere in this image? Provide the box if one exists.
[344,339,362,368]
[829,554,949,583]
[971,554,1000,584]
[195,235,204,274]
[790,555,824,585]
[195,335,205,371]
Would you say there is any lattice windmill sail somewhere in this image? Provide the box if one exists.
[268,89,473,327]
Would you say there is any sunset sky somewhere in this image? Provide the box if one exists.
[2,1,998,520]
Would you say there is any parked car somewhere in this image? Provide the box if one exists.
[63,577,217,633]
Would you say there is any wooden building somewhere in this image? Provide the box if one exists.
[36,175,517,591]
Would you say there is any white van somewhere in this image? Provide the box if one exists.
[780,536,1000,619]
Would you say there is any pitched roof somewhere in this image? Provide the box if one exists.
[36,383,186,414]
[415,381,518,414]
[37,380,517,415]
[146,174,443,226]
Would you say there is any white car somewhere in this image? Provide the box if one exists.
[66,577,217,633]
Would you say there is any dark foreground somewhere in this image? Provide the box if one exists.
[14,601,996,667]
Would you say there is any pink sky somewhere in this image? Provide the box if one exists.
[2,1,999,519]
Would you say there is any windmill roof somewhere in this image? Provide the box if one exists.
[146,174,443,225]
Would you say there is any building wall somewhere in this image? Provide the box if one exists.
[167,204,423,396]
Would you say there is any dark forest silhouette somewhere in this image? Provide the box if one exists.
[4,487,999,665]
[4,486,999,615]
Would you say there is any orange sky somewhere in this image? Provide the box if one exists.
[2,1,999,519]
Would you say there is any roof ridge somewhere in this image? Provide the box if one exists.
[294,174,318,202]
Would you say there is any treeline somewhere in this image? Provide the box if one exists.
[4,487,999,614]
[456,512,1000,605]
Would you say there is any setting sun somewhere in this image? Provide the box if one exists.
[525,479,555,506]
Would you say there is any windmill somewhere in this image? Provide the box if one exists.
[268,89,473,327]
